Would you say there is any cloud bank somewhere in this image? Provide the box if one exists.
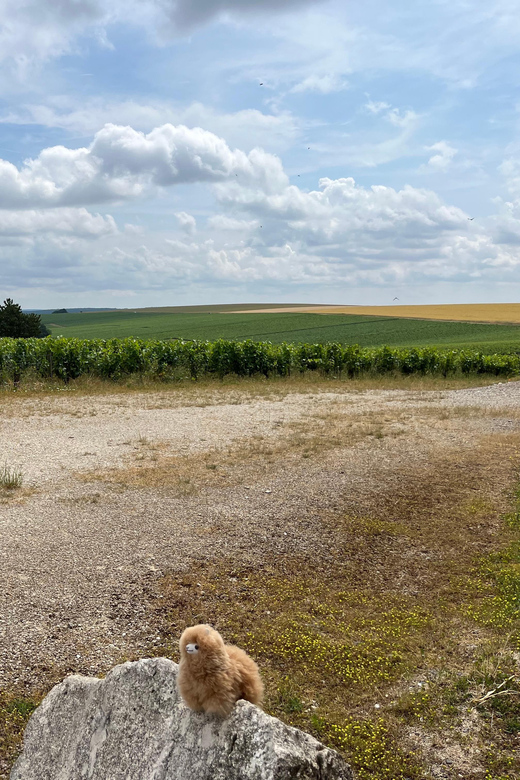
[0,121,519,302]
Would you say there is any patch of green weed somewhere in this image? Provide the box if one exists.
[0,694,39,771]
[312,714,424,780]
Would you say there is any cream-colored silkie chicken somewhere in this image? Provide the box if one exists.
[178,624,263,718]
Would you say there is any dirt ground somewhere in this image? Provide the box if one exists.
[1,378,520,778]
[0,380,518,690]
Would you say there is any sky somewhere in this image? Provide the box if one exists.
[1,0,520,308]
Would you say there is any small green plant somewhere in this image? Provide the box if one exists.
[4,699,37,718]
[0,693,39,772]
[0,463,23,490]
[275,679,305,714]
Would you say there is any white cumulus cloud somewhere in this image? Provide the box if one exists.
[3,173,520,300]
[215,175,468,243]
[0,122,288,208]
[1,122,520,300]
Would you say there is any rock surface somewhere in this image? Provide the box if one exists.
[11,657,354,780]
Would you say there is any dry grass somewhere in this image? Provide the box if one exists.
[0,370,509,410]
[0,464,23,490]
[76,404,482,495]
[0,488,35,506]
[0,464,32,504]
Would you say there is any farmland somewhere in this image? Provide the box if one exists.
[40,307,520,353]
[247,302,520,323]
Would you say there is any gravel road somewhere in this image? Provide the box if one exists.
[1,380,519,696]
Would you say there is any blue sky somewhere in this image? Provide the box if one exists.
[1,0,520,307]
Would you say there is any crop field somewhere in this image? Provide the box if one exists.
[241,302,520,323]
[40,308,520,353]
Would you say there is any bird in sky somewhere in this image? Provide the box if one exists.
[259,82,263,85]
[393,297,399,301]
[468,217,474,221]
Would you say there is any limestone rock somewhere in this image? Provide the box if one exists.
[11,657,354,780]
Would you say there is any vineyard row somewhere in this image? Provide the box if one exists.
[0,337,518,382]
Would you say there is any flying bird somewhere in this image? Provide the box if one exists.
[259,82,263,85]
[468,217,474,221]
[393,297,399,301]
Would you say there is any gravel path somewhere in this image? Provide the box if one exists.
[440,379,520,408]
[1,380,520,694]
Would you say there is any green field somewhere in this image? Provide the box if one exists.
[40,308,520,353]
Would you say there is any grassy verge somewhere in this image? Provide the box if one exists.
[0,368,512,403]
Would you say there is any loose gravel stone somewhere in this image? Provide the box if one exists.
[1,381,519,696]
